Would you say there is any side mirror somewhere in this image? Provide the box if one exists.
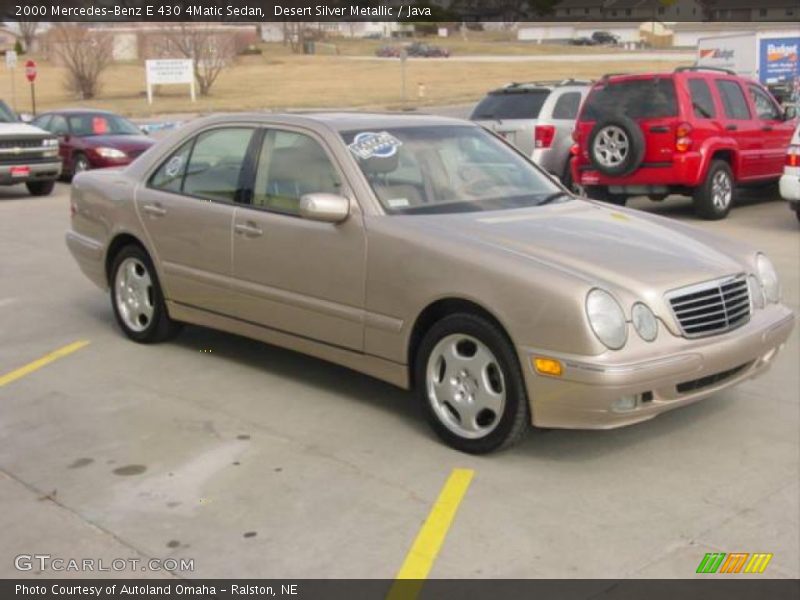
[140,126,150,135]
[784,106,797,120]
[299,193,350,223]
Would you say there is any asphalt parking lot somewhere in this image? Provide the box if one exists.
[0,181,797,580]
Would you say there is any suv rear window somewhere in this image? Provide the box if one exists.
[581,78,677,121]
[471,90,549,120]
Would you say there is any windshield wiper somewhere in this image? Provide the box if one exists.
[537,191,569,205]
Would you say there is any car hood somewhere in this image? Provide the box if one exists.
[0,122,51,136]
[82,135,154,151]
[417,200,749,294]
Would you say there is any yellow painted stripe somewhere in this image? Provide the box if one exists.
[0,341,90,388]
[386,468,474,600]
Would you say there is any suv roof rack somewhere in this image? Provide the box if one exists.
[675,65,736,76]
[501,78,592,90]
[599,72,629,81]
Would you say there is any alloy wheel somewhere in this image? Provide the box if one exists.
[426,334,506,439]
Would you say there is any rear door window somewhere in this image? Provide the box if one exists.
[182,128,255,203]
[688,79,716,119]
[715,80,751,120]
[551,91,583,119]
[471,90,550,120]
[581,78,677,121]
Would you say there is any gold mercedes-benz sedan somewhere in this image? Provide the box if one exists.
[66,113,794,453]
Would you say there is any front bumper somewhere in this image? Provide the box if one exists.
[519,304,795,429]
[0,160,62,185]
[779,169,800,206]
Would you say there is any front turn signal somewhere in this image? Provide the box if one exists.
[533,357,563,377]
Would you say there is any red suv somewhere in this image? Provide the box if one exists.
[571,67,797,219]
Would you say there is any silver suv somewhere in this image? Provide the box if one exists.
[471,80,591,188]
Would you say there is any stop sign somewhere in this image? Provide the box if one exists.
[25,59,36,83]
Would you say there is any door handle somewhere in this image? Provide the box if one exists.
[234,222,263,237]
[762,125,773,132]
[142,203,167,217]
[725,124,738,131]
[649,125,670,133]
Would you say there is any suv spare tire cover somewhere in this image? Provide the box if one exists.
[588,115,646,177]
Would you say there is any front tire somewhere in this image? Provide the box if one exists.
[693,160,734,220]
[26,180,55,196]
[110,245,180,343]
[72,152,90,176]
[414,313,530,454]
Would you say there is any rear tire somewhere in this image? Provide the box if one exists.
[693,160,734,220]
[414,313,530,454]
[26,180,55,196]
[109,245,181,344]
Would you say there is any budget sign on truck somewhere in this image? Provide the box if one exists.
[698,32,800,92]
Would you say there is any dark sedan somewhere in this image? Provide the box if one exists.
[31,109,154,178]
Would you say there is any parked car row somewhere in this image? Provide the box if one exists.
[470,66,799,221]
[375,41,450,58]
[569,31,621,46]
[0,102,155,197]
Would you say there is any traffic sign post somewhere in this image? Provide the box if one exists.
[25,59,37,116]
[5,50,17,112]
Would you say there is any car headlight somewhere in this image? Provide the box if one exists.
[631,302,658,342]
[747,275,765,310]
[43,137,59,147]
[586,288,627,350]
[96,147,127,159]
[755,253,780,303]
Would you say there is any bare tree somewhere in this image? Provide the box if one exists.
[50,25,113,100]
[16,21,39,52]
[158,24,236,96]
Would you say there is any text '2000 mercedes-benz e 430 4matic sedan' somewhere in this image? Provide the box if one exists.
[66,113,795,453]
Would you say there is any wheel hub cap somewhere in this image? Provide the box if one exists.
[114,257,154,332]
[426,334,506,439]
[711,170,732,210]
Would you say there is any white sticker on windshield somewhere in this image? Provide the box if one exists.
[348,131,402,160]
[165,155,184,178]
[386,197,410,208]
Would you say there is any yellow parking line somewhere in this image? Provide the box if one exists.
[0,340,90,388]
[387,468,474,600]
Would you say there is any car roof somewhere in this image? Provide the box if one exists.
[487,79,591,94]
[41,108,117,116]
[193,111,472,132]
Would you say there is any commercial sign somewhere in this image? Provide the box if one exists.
[759,37,800,84]
[145,59,195,104]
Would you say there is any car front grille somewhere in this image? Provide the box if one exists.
[676,362,751,394]
[0,137,53,161]
[0,137,47,149]
[666,275,751,338]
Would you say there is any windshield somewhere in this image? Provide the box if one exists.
[471,91,549,120]
[0,101,17,123]
[67,113,141,136]
[341,125,563,215]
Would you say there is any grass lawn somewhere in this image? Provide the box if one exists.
[0,41,690,117]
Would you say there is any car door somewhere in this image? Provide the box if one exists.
[747,83,796,178]
[714,78,762,180]
[230,127,366,351]
[36,114,72,167]
[135,126,257,316]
